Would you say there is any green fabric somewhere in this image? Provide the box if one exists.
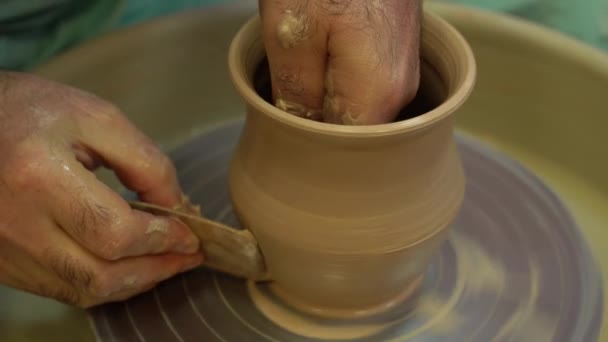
[0,0,235,70]
[0,0,606,71]
[437,0,606,49]
[0,0,124,70]
[111,0,236,29]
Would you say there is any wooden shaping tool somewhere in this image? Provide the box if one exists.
[128,201,269,281]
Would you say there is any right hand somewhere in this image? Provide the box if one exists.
[0,72,203,308]
[260,0,422,125]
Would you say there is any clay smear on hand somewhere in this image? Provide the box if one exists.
[276,9,309,49]
[145,218,170,235]
[323,95,363,125]
[276,96,322,121]
[99,275,139,298]
[324,81,363,125]
[122,275,138,288]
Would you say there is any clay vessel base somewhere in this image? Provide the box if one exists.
[247,276,423,340]
[253,275,423,320]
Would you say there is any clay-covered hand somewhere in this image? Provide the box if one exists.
[0,72,203,307]
[259,0,422,125]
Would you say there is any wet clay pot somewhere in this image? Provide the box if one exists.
[227,8,476,318]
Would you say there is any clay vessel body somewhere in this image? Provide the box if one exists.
[227,9,476,318]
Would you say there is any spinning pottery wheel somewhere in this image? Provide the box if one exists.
[0,1,606,341]
[89,121,602,341]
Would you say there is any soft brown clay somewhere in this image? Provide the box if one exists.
[226,9,476,318]
[172,193,202,216]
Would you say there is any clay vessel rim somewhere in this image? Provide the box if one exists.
[228,9,477,138]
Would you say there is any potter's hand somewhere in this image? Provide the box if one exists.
[260,0,421,124]
[0,72,202,307]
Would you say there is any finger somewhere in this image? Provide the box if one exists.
[95,253,203,305]
[70,98,182,208]
[0,260,85,307]
[44,247,203,307]
[3,215,202,307]
[30,221,202,307]
[50,154,200,260]
[0,225,83,305]
[323,1,421,125]
[260,0,329,121]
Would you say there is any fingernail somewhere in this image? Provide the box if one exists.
[174,233,199,254]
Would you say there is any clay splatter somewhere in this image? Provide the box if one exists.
[276,10,309,49]
[146,218,169,234]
